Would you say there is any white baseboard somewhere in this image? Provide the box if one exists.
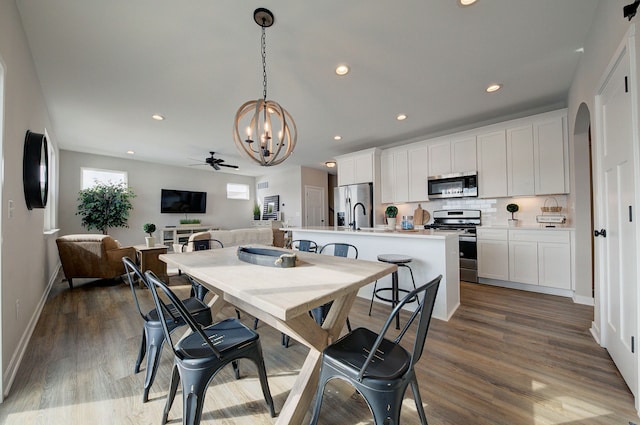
[573,294,594,306]
[2,263,61,399]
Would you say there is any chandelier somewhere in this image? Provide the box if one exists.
[233,8,297,167]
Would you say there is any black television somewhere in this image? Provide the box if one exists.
[160,189,207,214]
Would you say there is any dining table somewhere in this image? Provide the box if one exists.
[159,245,396,425]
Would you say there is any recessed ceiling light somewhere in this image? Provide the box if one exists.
[575,47,584,53]
[126,150,135,155]
[334,135,342,141]
[396,114,407,121]
[335,65,350,76]
[325,161,337,168]
[486,83,502,93]
[459,0,478,6]
[151,114,165,121]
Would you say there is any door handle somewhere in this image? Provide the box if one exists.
[594,229,607,238]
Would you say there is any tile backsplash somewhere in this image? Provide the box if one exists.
[394,195,570,227]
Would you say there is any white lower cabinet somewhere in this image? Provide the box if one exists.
[508,241,538,285]
[479,228,572,293]
[538,242,571,289]
[477,229,509,280]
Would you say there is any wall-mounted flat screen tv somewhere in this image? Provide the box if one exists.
[161,189,207,214]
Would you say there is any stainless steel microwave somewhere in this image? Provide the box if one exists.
[427,171,478,199]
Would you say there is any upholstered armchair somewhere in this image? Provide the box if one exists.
[56,234,136,288]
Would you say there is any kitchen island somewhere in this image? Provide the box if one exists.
[288,226,460,321]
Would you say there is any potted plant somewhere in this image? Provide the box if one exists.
[253,203,261,220]
[385,205,398,230]
[506,203,519,226]
[179,218,201,225]
[76,182,135,234]
[143,223,156,247]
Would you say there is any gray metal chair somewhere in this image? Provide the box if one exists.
[180,239,224,301]
[122,257,213,403]
[289,239,318,252]
[145,271,276,425]
[310,275,442,425]
[312,243,359,330]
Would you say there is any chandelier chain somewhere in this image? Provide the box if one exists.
[261,23,268,102]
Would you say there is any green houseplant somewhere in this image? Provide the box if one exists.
[506,203,519,226]
[253,203,261,220]
[143,223,156,247]
[385,205,398,230]
[76,182,135,234]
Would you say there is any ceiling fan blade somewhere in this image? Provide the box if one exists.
[213,163,220,170]
[218,163,239,169]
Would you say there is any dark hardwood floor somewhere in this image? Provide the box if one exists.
[0,272,636,425]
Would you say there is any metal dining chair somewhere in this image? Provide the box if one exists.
[180,238,224,301]
[122,257,213,403]
[313,243,359,331]
[289,239,318,252]
[310,274,442,425]
[145,271,276,425]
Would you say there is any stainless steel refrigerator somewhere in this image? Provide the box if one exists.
[334,182,374,229]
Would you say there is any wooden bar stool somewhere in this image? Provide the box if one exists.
[368,254,417,329]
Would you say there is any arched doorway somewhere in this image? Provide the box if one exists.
[572,103,594,305]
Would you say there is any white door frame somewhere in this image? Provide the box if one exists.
[0,52,5,402]
[593,24,640,410]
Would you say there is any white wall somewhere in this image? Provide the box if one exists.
[256,166,303,227]
[0,0,61,396]
[59,150,257,247]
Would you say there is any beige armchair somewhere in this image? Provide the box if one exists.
[56,234,136,288]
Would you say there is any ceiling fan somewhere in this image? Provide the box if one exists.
[195,152,239,171]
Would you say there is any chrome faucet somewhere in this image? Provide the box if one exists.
[352,202,366,230]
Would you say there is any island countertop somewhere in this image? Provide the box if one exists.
[288,226,460,321]
[283,226,460,240]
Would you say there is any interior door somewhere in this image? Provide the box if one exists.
[597,46,637,396]
[305,186,325,227]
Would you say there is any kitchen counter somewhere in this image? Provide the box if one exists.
[289,226,460,321]
[284,226,461,238]
[478,224,575,231]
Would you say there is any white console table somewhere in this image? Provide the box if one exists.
[161,225,214,250]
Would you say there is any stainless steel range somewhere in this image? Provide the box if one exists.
[424,209,481,282]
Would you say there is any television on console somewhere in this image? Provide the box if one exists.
[160,189,207,214]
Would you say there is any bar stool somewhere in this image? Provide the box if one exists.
[368,254,417,329]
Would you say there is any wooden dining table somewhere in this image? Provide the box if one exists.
[160,245,396,425]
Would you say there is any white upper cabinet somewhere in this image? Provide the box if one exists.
[380,151,394,204]
[337,150,375,186]
[534,115,569,195]
[337,156,355,187]
[427,139,451,177]
[506,125,535,196]
[408,144,428,201]
[380,148,411,203]
[451,135,477,173]
[354,153,375,185]
[477,130,507,198]
[393,150,409,203]
[427,136,476,177]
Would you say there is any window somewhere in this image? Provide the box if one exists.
[226,183,250,200]
[81,167,127,189]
